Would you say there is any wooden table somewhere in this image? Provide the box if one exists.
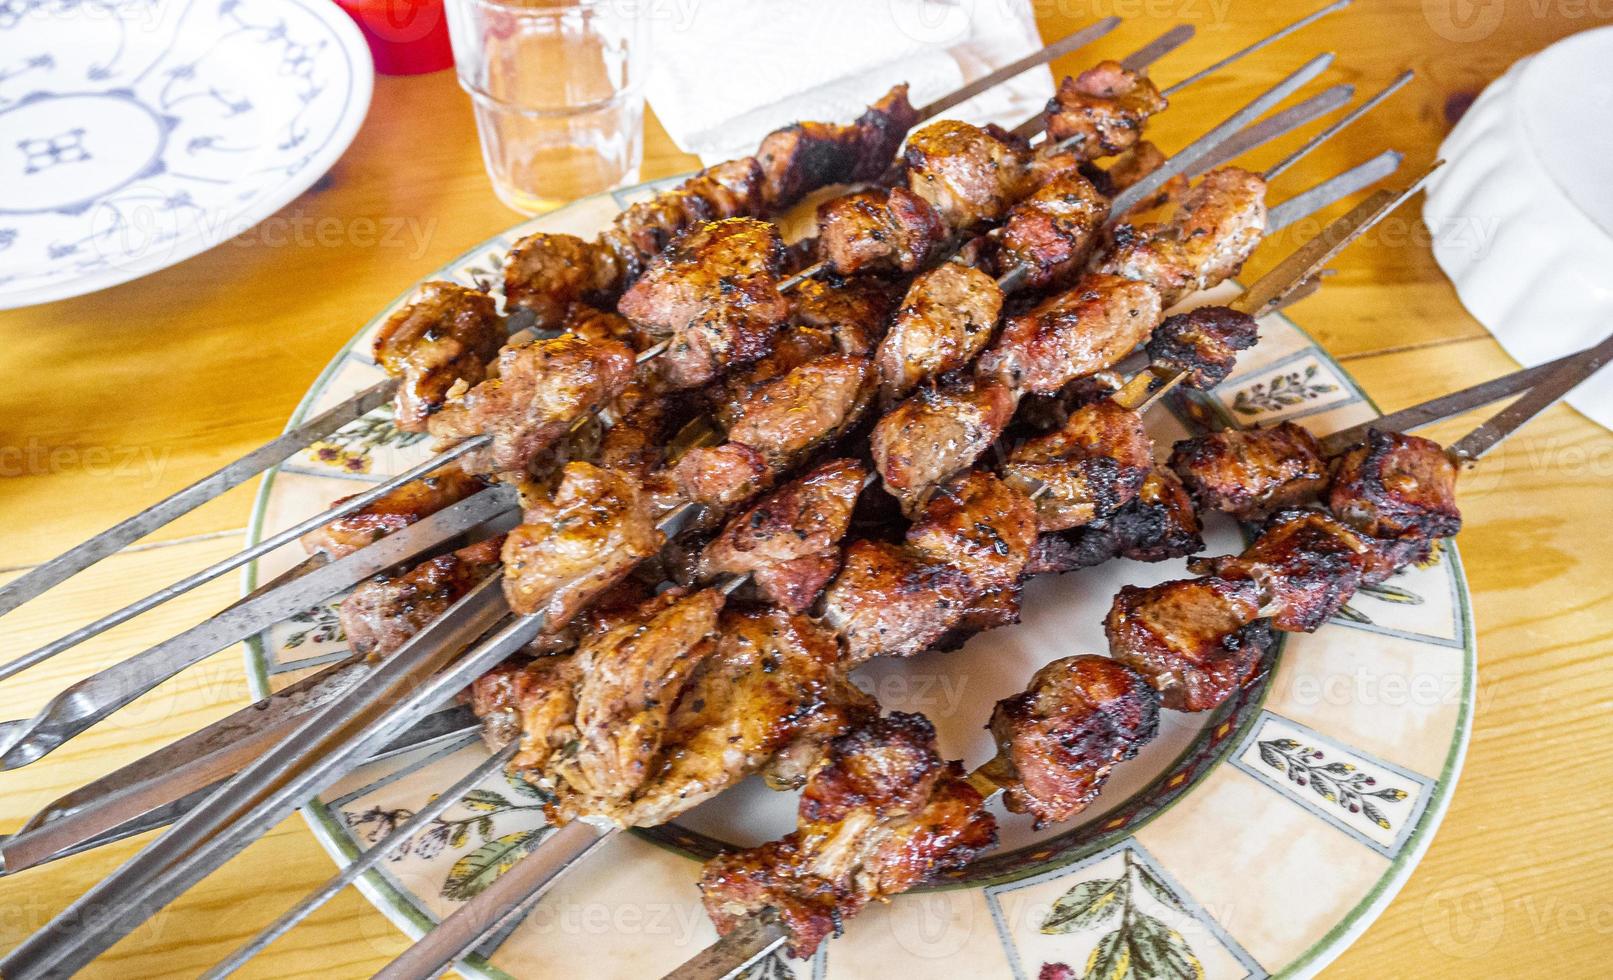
[3,2,1611,976]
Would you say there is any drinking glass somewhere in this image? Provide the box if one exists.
[445,0,646,214]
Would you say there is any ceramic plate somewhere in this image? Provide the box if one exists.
[0,0,372,310]
[245,176,1475,979]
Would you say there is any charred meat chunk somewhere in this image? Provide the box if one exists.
[993,170,1109,291]
[373,281,503,432]
[1044,61,1168,160]
[903,120,1032,232]
[978,273,1163,395]
[699,713,996,958]
[905,471,1038,590]
[1146,305,1259,390]
[1328,430,1462,546]
[339,537,505,658]
[871,377,1018,516]
[500,462,665,621]
[503,234,624,330]
[817,186,947,277]
[700,458,868,613]
[1169,422,1329,521]
[1190,510,1370,633]
[1099,167,1268,308]
[757,84,919,209]
[1105,576,1267,712]
[618,218,791,390]
[876,263,1005,403]
[427,334,637,476]
[301,465,486,559]
[981,655,1160,827]
[1002,399,1153,532]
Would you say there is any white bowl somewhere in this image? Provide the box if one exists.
[1424,25,1613,430]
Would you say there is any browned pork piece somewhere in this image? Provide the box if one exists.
[372,281,504,431]
[499,462,665,622]
[1002,399,1153,532]
[617,218,791,390]
[822,472,1036,664]
[875,263,1005,403]
[1146,305,1259,390]
[502,234,626,331]
[339,537,504,658]
[470,595,874,827]
[870,377,1018,516]
[980,655,1160,828]
[1044,61,1168,160]
[992,170,1110,290]
[1106,576,1272,712]
[425,333,638,477]
[699,458,868,613]
[1099,167,1269,308]
[699,712,997,958]
[300,464,487,559]
[1190,510,1371,633]
[903,120,1033,232]
[977,273,1163,396]
[816,186,948,277]
[788,275,898,356]
[1327,430,1462,578]
[1028,466,1204,574]
[1169,421,1330,522]
[671,354,875,513]
[757,83,920,209]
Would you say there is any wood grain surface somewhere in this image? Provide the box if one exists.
[3,1,1612,976]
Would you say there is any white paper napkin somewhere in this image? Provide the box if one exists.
[644,0,1054,165]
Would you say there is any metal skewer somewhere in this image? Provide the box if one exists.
[1447,331,1613,461]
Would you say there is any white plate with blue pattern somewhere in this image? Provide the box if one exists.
[0,0,372,310]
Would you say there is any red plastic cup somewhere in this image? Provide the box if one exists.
[333,0,455,76]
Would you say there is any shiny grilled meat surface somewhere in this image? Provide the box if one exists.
[1099,167,1269,308]
[427,334,637,476]
[1044,61,1168,160]
[1190,510,1370,633]
[724,354,876,469]
[669,443,773,513]
[1328,430,1462,547]
[699,712,996,958]
[903,120,1032,232]
[876,263,1005,403]
[1146,305,1259,390]
[823,472,1035,664]
[629,607,875,820]
[993,170,1110,291]
[373,282,503,432]
[300,464,486,559]
[1169,422,1329,522]
[500,462,665,620]
[757,84,920,209]
[1106,577,1270,712]
[502,234,625,330]
[1003,399,1153,532]
[981,655,1159,828]
[870,378,1018,516]
[820,540,982,665]
[551,588,727,811]
[601,159,767,278]
[788,275,897,356]
[978,273,1163,395]
[700,459,868,613]
[1031,466,1204,572]
[906,471,1038,590]
[617,218,791,390]
[339,537,504,658]
[817,186,947,277]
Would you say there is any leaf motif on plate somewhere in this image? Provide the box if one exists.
[442,827,549,901]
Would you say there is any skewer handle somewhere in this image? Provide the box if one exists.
[661,912,792,980]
